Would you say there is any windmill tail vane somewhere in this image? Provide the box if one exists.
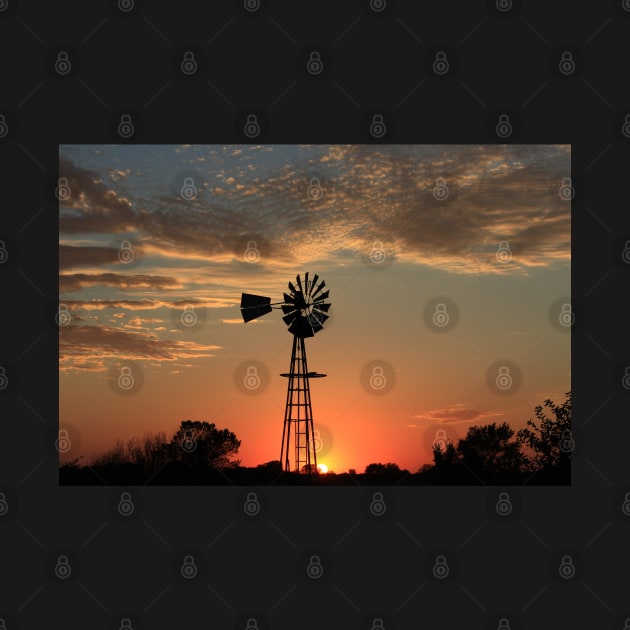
[239,273,331,474]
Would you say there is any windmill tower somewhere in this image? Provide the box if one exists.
[240,273,330,474]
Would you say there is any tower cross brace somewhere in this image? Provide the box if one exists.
[280,335,318,473]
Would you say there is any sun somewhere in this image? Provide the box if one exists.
[317,463,328,474]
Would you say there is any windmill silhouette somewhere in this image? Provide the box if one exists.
[240,273,330,474]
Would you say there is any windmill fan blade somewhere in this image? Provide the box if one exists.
[295,274,303,294]
[311,280,326,298]
[288,281,296,293]
[282,311,299,325]
[304,272,309,295]
[308,274,319,296]
[313,302,330,312]
[293,290,306,309]
[308,312,328,333]
[313,302,331,313]
[240,293,272,322]
[310,319,324,334]
[288,314,314,338]
[313,290,330,303]
[310,311,329,325]
[281,305,297,314]
[283,292,295,304]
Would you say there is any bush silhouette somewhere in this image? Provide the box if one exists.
[422,392,571,485]
[517,390,571,483]
[168,420,241,470]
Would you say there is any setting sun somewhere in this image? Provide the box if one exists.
[317,464,329,474]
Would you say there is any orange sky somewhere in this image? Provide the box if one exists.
[59,144,571,473]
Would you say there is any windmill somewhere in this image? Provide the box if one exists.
[240,273,331,474]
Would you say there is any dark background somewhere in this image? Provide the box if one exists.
[1,0,629,628]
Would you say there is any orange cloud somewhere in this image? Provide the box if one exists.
[59,324,220,372]
[59,273,182,293]
[413,404,502,424]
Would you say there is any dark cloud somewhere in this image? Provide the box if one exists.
[59,273,181,293]
[59,245,121,270]
[59,324,220,371]
[59,158,136,233]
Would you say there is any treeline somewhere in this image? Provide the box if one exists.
[60,392,571,485]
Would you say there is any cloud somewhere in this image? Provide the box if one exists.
[59,245,122,270]
[60,297,235,311]
[59,324,221,372]
[59,145,570,274]
[59,272,181,293]
[58,158,136,234]
[413,404,503,424]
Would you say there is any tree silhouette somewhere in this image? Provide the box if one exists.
[517,391,571,482]
[426,422,526,484]
[363,462,407,482]
[169,420,241,470]
[457,422,526,483]
[364,462,401,476]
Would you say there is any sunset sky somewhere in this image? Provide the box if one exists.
[59,144,570,473]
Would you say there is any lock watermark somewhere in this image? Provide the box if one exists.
[361,360,396,395]
[432,177,449,200]
[487,360,521,394]
[180,177,198,200]
[369,113,387,138]
[171,303,207,331]
[496,240,512,263]
[117,114,135,138]
[181,556,196,579]
[54,50,72,76]
[180,305,198,327]
[109,238,142,268]
[307,177,323,200]
[432,51,449,76]
[244,240,260,263]
[116,0,136,13]
[488,487,521,520]
[53,424,81,460]
[243,492,261,516]
[495,114,512,138]
[423,424,458,455]
[306,50,324,76]
[118,240,135,264]
[557,50,576,76]
[117,491,135,516]
[299,550,331,583]
[180,50,198,76]
[312,422,333,458]
[109,362,143,395]
[369,491,387,516]
[235,361,269,395]
[243,113,261,138]
[55,177,72,201]
[549,297,574,331]
[172,550,206,583]
[56,303,72,326]
[424,296,458,332]
[48,550,80,582]
[364,239,396,268]
[368,0,388,12]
